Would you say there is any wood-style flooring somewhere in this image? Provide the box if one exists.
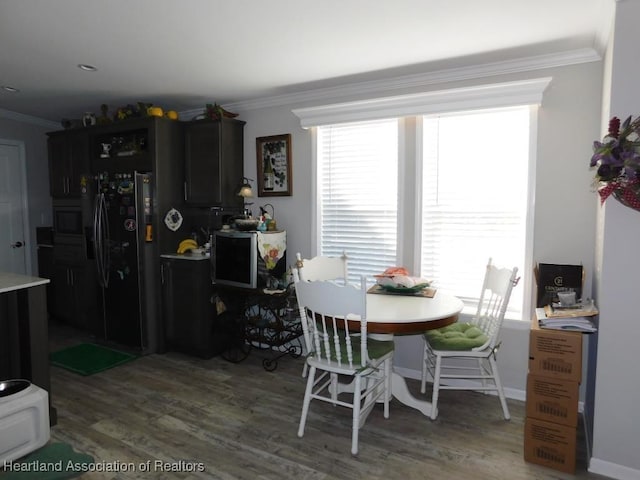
[46,321,610,480]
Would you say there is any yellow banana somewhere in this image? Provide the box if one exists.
[177,239,198,254]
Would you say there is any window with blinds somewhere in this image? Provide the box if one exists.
[316,107,530,319]
[421,107,529,317]
[317,119,399,282]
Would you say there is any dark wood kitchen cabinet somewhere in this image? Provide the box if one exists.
[49,260,99,333]
[161,256,223,358]
[47,129,90,198]
[183,118,245,207]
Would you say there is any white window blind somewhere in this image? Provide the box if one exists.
[421,107,529,317]
[317,119,398,282]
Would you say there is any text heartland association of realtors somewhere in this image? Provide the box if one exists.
[3,459,206,474]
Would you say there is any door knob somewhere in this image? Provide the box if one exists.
[11,241,23,248]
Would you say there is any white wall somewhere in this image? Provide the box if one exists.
[0,115,56,275]
[233,59,603,396]
[590,1,640,478]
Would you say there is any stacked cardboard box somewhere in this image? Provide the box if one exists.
[524,314,583,474]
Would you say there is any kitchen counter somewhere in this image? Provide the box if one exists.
[0,272,50,293]
[0,271,55,424]
[161,252,210,261]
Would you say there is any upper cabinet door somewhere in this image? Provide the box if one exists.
[184,118,245,207]
[48,130,89,198]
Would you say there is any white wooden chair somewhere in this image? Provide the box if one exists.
[420,258,519,420]
[295,252,348,284]
[294,275,394,455]
[294,252,349,377]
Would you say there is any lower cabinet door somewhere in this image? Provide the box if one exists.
[162,258,217,358]
[50,262,99,332]
[50,264,75,323]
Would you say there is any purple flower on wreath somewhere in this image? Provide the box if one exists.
[591,115,640,182]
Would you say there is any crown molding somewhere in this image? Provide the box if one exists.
[292,77,552,128]
[0,108,59,129]
[225,48,600,112]
[2,48,601,127]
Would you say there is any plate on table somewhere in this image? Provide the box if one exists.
[378,283,430,294]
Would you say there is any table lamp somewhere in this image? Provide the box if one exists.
[237,177,254,216]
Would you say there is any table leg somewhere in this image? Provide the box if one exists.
[332,369,435,418]
[390,371,434,418]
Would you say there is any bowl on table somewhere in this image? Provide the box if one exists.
[234,218,259,231]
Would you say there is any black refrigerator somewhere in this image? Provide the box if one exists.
[91,171,156,351]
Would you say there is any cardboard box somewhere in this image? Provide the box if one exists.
[529,316,582,382]
[526,374,579,426]
[524,417,576,474]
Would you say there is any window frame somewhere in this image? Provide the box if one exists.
[298,79,548,322]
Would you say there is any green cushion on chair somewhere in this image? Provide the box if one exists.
[310,328,394,365]
[424,322,489,351]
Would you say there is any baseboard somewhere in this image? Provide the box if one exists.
[589,457,640,480]
[394,366,528,401]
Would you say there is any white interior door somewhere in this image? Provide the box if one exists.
[0,143,27,274]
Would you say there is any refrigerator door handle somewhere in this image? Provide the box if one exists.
[93,192,110,288]
[92,193,104,287]
[100,193,110,288]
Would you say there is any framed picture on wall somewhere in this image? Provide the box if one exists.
[256,134,292,196]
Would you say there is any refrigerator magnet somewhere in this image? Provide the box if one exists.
[124,219,136,232]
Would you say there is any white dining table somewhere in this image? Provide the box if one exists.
[338,289,464,417]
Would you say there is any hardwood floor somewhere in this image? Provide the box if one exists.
[46,321,610,480]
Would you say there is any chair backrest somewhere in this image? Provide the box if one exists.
[295,252,348,285]
[293,274,369,368]
[473,258,519,350]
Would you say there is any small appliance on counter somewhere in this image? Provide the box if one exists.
[212,230,287,289]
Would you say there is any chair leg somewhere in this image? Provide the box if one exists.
[298,365,316,437]
[383,358,391,419]
[302,362,308,378]
[330,373,338,405]
[420,343,428,394]
[489,355,510,420]
[477,358,488,393]
[430,354,442,420]
[351,375,362,455]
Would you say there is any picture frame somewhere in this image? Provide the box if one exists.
[256,134,292,197]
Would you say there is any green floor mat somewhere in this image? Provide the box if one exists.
[2,442,94,479]
[50,343,136,376]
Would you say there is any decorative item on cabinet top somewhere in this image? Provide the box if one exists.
[203,103,239,120]
[61,102,179,128]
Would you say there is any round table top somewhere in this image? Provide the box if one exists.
[364,290,464,334]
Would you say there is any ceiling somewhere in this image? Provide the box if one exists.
[0,0,611,124]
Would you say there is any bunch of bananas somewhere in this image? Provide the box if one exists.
[177,238,198,254]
